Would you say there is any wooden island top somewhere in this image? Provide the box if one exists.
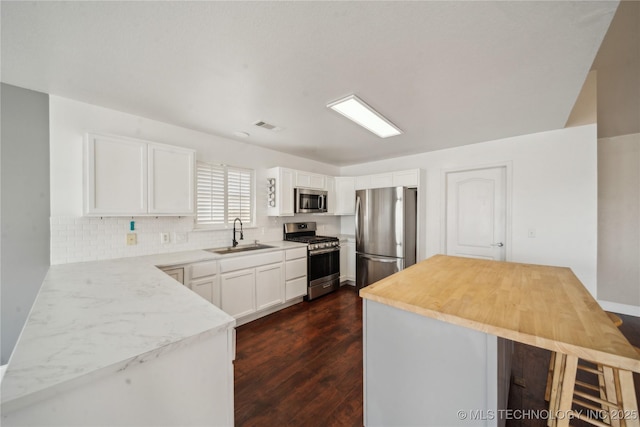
[359,254,640,373]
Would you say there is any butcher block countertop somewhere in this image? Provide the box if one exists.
[359,254,640,373]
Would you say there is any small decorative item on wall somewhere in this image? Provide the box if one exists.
[267,178,276,207]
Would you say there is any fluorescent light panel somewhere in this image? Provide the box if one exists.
[327,95,402,138]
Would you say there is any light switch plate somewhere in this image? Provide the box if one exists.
[174,232,188,244]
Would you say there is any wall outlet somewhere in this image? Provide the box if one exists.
[126,233,137,245]
[160,232,170,244]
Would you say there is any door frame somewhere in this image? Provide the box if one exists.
[440,161,513,261]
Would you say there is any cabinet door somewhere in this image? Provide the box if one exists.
[370,173,393,189]
[221,269,256,318]
[335,177,356,215]
[161,267,184,284]
[280,168,295,216]
[295,171,325,189]
[393,169,419,187]
[148,144,195,214]
[325,176,336,214]
[85,134,148,215]
[355,175,371,190]
[255,263,284,311]
[346,241,356,281]
[190,275,216,305]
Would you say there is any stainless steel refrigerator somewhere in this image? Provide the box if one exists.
[356,186,417,289]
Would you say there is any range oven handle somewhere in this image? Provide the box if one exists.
[309,247,340,256]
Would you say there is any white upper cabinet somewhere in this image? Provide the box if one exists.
[267,167,295,217]
[295,171,325,189]
[355,169,420,190]
[84,133,195,216]
[85,134,148,215]
[148,144,195,214]
[392,169,420,187]
[334,177,356,215]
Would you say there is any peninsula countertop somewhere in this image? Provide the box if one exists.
[0,240,306,412]
[359,254,640,373]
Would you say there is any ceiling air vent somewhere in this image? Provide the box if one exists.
[253,120,283,132]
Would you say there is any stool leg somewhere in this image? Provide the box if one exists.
[549,353,569,427]
[548,352,565,427]
[546,352,556,401]
[555,355,578,427]
[603,365,621,427]
[618,370,640,427]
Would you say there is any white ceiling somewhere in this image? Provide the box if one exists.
[1,1,619,166]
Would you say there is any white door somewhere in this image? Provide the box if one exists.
[446,167,507,260]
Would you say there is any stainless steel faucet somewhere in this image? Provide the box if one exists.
[232,218,244,247]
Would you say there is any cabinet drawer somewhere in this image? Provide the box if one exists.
[285,258,307,281]
[191,261,217,279]
[285,247,307,260]
[219,251,283,273]
[286,276,307,301]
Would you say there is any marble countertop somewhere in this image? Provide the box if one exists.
[0,240,306,412]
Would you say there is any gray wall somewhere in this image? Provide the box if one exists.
[597,133,640,308]
[1,83,50,364]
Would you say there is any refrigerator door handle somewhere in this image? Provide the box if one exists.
[359,253,400,263]
[355,195,362,248]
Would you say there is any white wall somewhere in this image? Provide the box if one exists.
[340,124,599,298]
[597,133,640,314]
[49,96,341,264]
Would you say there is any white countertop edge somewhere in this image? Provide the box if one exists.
[0,324,232,413]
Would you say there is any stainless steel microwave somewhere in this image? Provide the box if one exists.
[295,188,328,213]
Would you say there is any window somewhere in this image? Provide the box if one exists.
[196,162,254,228]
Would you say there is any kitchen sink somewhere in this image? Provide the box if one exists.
[206,243,274,255]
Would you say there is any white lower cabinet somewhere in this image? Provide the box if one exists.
[160,266,185,284]
[221,269,256,318]
[160,248,306,323]
[285,247,307,300]
[339,239,356,282]
[256,263,284,310]
[188,260,219,307]
[219,250,285,320]
[190,276,217,306]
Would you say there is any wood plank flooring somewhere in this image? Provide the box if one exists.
[234,286,363,427]
[234,286,640,427]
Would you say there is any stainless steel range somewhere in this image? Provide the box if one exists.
[284,222,340,300]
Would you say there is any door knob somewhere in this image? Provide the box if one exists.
[491,242,504,247]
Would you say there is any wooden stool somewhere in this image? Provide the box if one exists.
[546,352,639,427]
[608,312,624,328]
[545,312,623,402]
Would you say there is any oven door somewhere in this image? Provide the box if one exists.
[308,247,340,287]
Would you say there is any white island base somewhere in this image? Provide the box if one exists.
[364,300,512,427]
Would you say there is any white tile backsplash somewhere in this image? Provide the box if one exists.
[50,215,340,265]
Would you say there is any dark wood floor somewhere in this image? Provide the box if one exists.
[234,286,640,427]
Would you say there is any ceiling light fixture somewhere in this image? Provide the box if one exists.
[327,94,402,138]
